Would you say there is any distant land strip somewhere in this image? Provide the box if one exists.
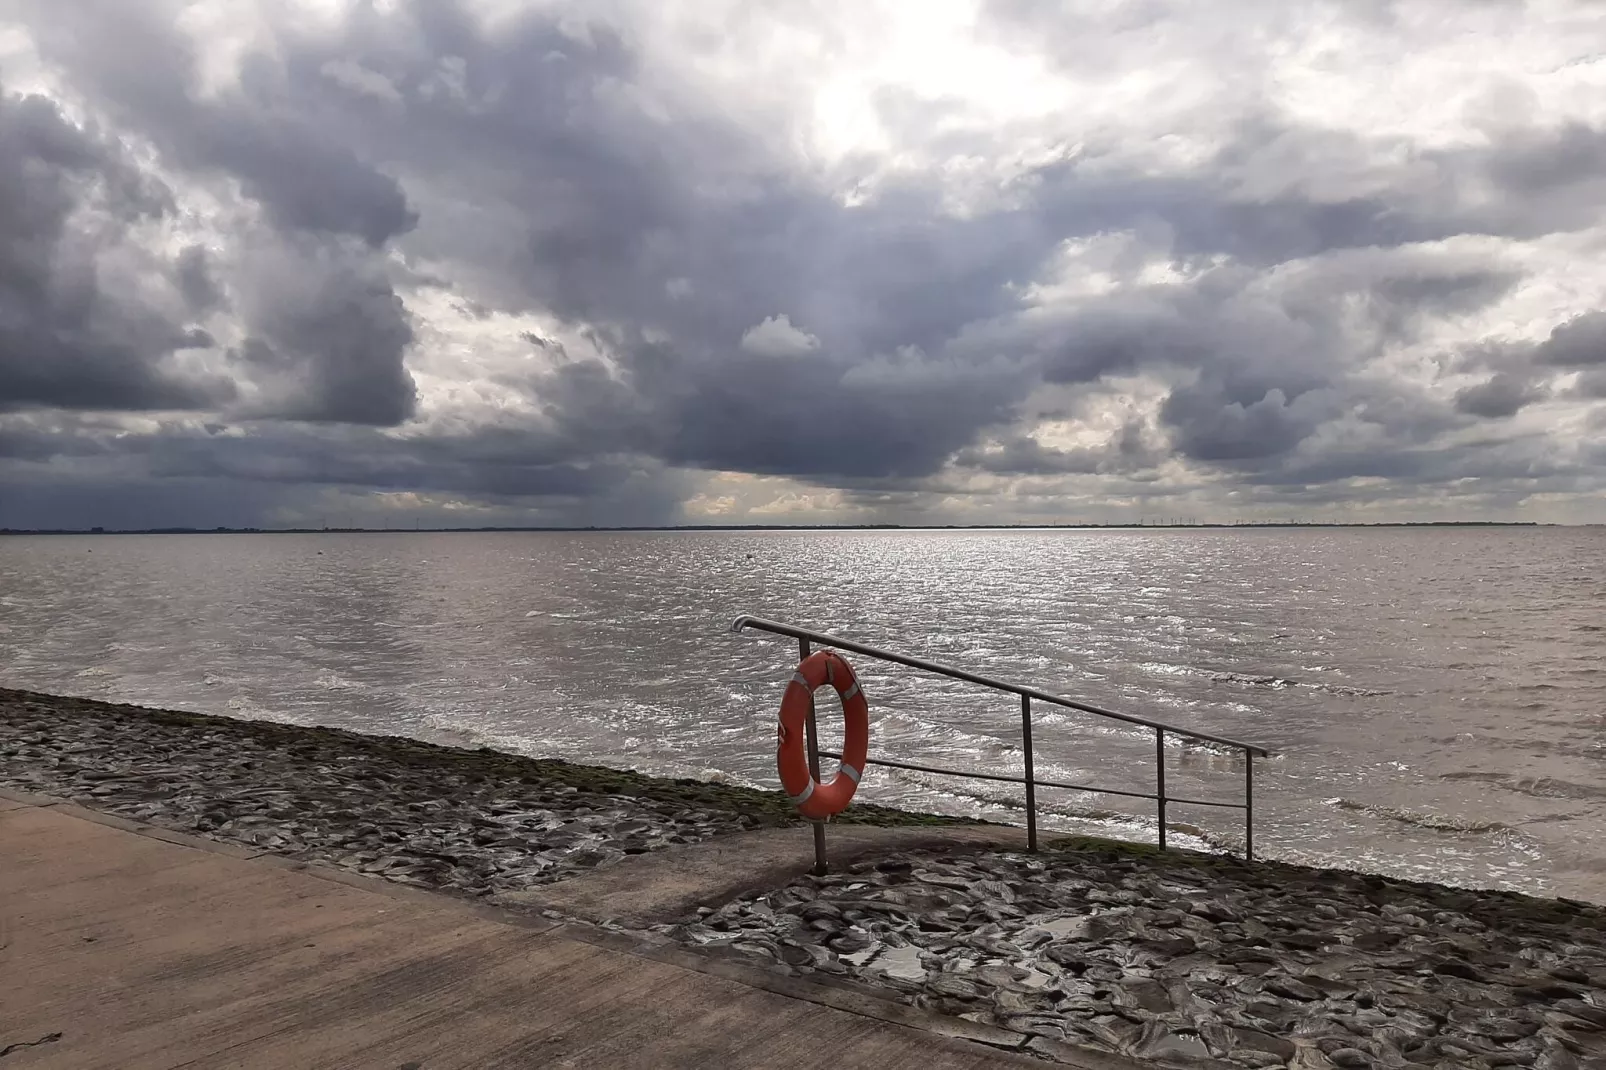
[0,521,1555,535]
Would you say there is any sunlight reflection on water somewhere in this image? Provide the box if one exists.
[1,526,1603,899]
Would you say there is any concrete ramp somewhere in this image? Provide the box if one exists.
[0,798,1127,1070]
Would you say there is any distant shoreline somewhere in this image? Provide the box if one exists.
[0,520,1557,535]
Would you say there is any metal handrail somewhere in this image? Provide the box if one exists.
[732,614,1271,871]
[733,615,1269,755]
[811,749,1242,810]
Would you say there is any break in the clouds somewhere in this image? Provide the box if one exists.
[2,0,1605,529]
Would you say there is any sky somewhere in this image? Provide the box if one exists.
[1,0,1604,529]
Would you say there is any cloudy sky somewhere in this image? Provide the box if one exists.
[1,0,1604,529]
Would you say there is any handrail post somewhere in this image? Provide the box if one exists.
[1244,750,1254,862]
[1155,728,1167,851]
[801,637,828,876]
[1021,694,1037,852]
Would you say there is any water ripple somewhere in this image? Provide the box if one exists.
[0,525,1603,899]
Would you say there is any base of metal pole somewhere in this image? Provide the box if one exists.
[811,821,828,876]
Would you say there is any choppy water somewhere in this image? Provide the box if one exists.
[1,528,1602,901]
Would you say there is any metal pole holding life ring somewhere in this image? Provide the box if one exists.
[777,646,871,875]
[800,639,824,873]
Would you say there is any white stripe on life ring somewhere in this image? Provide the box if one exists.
[791,671,810,688]
[788,780,816,806]
[839,763,861,784]
[842,682,860,701]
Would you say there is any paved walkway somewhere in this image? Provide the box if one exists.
[0,795,1102,1070]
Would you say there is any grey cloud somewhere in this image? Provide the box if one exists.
[175,245,225,313]
[956,421,1161,476]
[1365,269,1523,338]
[16,2,422,428]
[238,2,1066,475]
[1454,373,1547,419]
[0,85,226,413]
[1576,370,1606,399]
[1167,195,1442,267]
[1246,429,1580,493]
[655,347,1023,480]
[42,1,1528,477]
[0,410,673,528]
[118,421,661,516]
[523,337,1028,481]
[1455,310,1606,405]
[1163,385,1338,463]
[2,0,1603,526]
[1034,295,1208,386]
[986,6,1606,248]
[1447,123,1606,240]
[195,105,418,247]
[1485,121,1606,195]
[0,420,116,461]
[1348,380,1464,445]
[236,255,418,426]
[1536,310,1606,367]
[1025,254,1514,468]
[21,0,418,248]
[0,470,303,531]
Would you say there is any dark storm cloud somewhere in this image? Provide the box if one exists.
[491,339,1024,483]
[0,421,112,462]
[18,0,419,248]
[14,0,421,429]
[224,0,1074,476]
[0,85,226,413]
[3,0,1604,526]
[0,408,676,530]
[237,256,418,426]
[196,107,418,248]
[652,347,1022,479]
[78,420,661,519]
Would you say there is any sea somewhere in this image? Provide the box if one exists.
[1,526,1601,902]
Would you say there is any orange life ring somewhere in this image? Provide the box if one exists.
[777,650,869,820]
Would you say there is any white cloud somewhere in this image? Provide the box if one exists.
[739,314,821,358]
[320,59,402,103]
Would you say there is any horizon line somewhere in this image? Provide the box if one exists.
[0,520,1567,536]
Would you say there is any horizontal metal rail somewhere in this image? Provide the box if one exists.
[733,614,1270,870]
[815,750,1245,809]
[732,615,1270,756]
